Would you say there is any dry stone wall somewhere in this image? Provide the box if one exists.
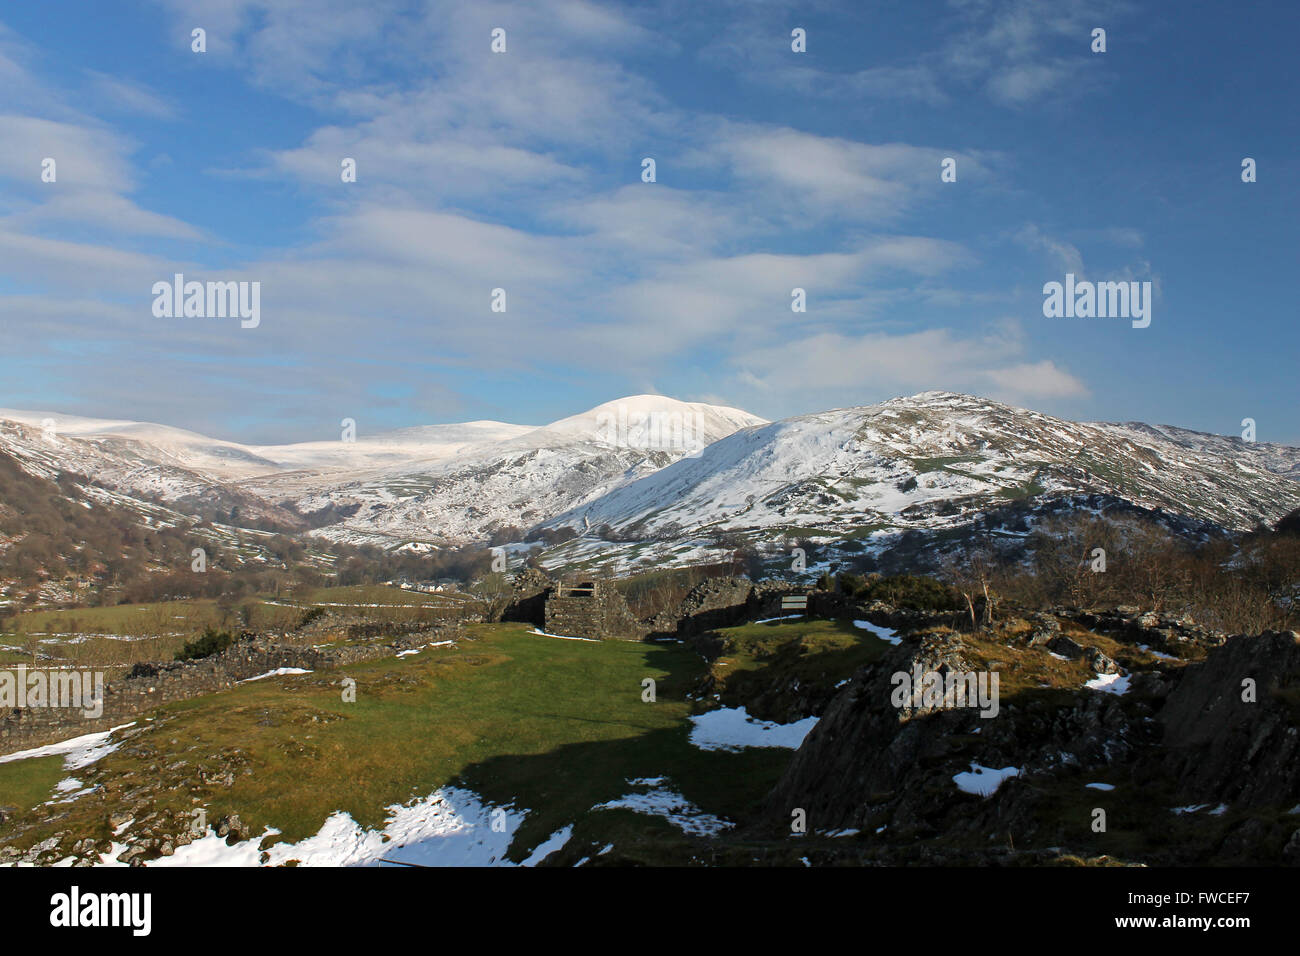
[0,627,455,756]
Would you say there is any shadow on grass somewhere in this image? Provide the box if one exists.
[444,642,797,863]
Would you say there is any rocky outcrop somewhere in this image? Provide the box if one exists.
[758,630,1143,839]
[1156,630,1300,808]
[754,614,1300,863]
[1068,606,1226,654]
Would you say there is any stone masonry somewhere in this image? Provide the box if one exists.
[0,625,457,757]
[543,581,644,641]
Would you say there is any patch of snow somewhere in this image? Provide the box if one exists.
[140,786,569,868]
[953,763,1021,797]
[520,825,573,865]
[688,706,818,752]
[1085,783,1115,791]
[0,722,136,772]
[528,627,599,642]
[1084,672,1130,695]
[593,781,733,837]
[853,620,901,645]
[237,667,312,683]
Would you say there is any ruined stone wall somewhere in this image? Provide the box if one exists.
[0,627,455,757]
[544,583,643,641]
[502,569,552,626]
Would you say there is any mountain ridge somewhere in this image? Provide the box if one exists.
[2,393,1297,569]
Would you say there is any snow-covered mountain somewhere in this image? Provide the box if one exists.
[0,396,768,544]
[244,395,768,545]
[2,392,1298,569]
[536,391,1300,570]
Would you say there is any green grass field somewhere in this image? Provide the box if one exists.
[0,621,829,864]
[0,585,476,670]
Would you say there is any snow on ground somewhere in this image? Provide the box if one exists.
[853,619,901,645]
[237,668,312,684]
[1084,672,1131,695]
[0,722,136,771]
[1086,783,1116,791]
[130,786,571,867]
[688,706,818,752]
[753,614,805,624]
[1138,644,1177,661]
[593,779,733,837]
[395,640,458,658]
[528,627,599,642]
[952,763,1021,797]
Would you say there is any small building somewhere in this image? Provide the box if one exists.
[542,579,644,641]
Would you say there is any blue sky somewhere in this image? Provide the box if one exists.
[0,0,1296,444]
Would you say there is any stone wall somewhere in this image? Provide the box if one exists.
[502,568,552,626]
[0,626,456,757]
[543,582,644,641]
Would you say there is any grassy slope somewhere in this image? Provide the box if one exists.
[0,755,67,815]
[0,622,849,863]
[3,613,1242,866]
[704,617,893,721]
[0,585,470,670]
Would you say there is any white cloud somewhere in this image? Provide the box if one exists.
[715,125,991,220]
[730,324,1088,405]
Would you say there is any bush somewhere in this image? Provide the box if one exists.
[175,628,235,661]
[835,573,865,596]
[298,606,327,628]
[856,574,961,611]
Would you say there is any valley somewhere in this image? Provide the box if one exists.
[1,390,1298,869]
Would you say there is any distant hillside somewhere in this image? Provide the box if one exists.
[536,391,1300,572]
